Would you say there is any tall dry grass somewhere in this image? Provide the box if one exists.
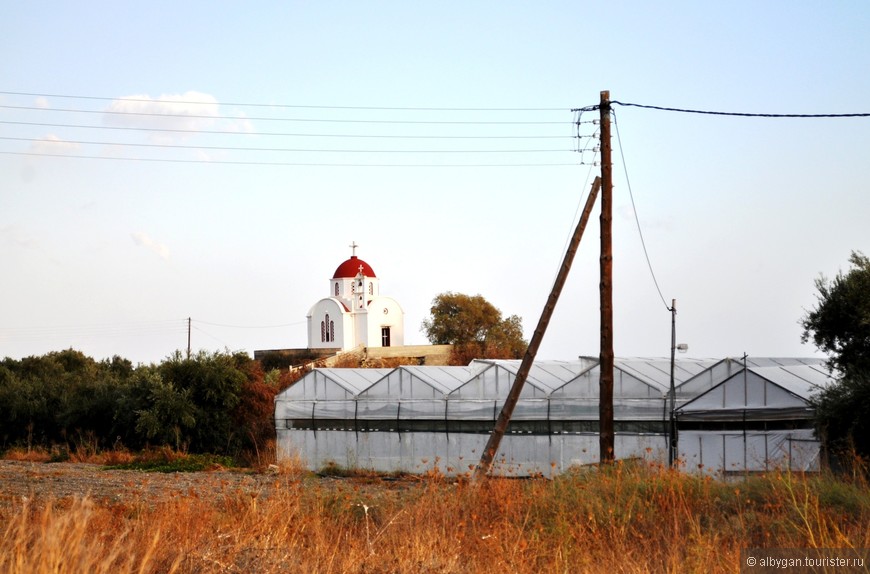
[1,460,868,574]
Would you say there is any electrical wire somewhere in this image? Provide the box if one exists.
[0,120,570,139]
[0,136,571,154]
[0,319,188,341]
[191,325,233,349]
[0,104,566,125]
[575,101,870,118]
[0,90,567,112]
[0,150,580,167]
[612,108,671,311]
[550,152,600,289]
[0,318,305,344]
[194,319,307,329]
[1,93,578,166]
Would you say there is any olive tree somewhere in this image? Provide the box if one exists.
[801,251,870,458]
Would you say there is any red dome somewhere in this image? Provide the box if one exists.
[333,255,376,279]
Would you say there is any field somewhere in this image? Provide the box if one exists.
[1,454,868,574]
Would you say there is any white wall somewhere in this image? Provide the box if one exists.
[365,296,404,347]
[307,298,346,349]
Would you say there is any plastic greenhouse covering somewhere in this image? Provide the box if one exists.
[675,359,833,474]
[275,357,832,477]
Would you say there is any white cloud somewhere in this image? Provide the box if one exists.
[28,134,80,155]
[34,97,49,109]
[131,232,170,261]
[223,111,255,134]
[104,91,221,142]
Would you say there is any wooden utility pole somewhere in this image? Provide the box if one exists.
[472,177,602,481]
[668,299,677,467]
[187,317,192,359]
[599,90,615,464]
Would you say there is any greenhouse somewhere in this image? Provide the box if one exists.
[674,358,831,474]
[274,357,831,477]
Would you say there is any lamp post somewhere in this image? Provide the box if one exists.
[668,299,688,468]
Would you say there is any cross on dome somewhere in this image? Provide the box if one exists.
[332,245,377,279]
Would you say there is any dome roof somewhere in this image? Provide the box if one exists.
[333,255,376,279]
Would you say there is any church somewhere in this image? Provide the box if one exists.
[306,243,405,351]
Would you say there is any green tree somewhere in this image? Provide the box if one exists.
[421,292,528,364]
[157,350,247,454]
[0,350,139,450]
[801,251,870,458]
[0,348,270,459]
[134,369,197,450]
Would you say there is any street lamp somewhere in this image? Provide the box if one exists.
[668,299,688,468]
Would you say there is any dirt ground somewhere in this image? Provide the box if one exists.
[0,460,282,507]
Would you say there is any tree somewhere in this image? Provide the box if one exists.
[0,349,132,449]
[801,251,870,459]
[157,350,247,454]
[421,292,527,364]
[0,348,275,460]
[231,355,279,466]
[133,369,197,450]
[802,251,870,378]
[485,314,527,358]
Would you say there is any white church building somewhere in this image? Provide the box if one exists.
[306,244,405,351]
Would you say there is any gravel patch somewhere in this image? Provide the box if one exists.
[0,460,281,507]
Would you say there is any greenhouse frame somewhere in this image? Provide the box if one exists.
[274,357,832,477]
[674,357,831,474]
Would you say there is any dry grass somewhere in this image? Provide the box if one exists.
[3,444,137,466]
[1,460,868,574]
[2,446,54,463]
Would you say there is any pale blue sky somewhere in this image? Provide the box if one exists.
[1,2,868,364]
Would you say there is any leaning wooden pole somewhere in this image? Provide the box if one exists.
[599,90,615,464]
[472,176,602,482]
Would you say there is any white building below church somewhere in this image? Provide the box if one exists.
[306,245,404,351]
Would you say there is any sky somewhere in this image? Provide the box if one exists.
[1,2,868,366]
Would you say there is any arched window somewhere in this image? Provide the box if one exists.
[368,282,373,295]
[334,282,339,296]
[324,314,332,342]
[330,320,335,342]
[320,321,325,342]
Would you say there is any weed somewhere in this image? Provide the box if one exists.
[2,458,868,573]
[106,451,235,473]
[3,446,52,462]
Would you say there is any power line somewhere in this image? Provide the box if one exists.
[0,150,579,167]
[0,95,578,166]
[0,104,566,125]
[0,317,305,340]
[573,101,870,118]
[0,90,567,112]
[0,319,188,341]
[191,325,233,349]
[0,120,570,139]
[612,109,670,311]
[0,136,571,154]
[194,319,307,329]
[551,152,600,289]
